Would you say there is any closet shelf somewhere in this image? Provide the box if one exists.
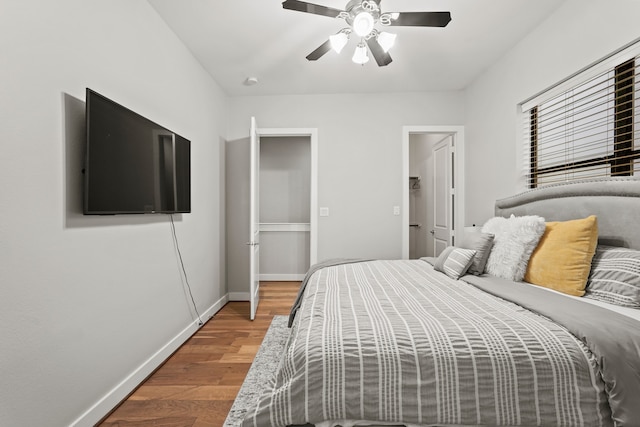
[259,223,310,232]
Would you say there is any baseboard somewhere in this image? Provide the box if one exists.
[259,274,305,281]
[70,293,229,427]
[228,291,250,301]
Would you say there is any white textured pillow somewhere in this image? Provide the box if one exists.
[482,215,546,281]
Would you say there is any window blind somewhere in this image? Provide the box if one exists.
[522,48,640,188]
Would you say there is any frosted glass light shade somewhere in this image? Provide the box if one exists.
[377,32,396,52]
[353,12,374,37]
[352,43,369,64]
[329,32,349,53]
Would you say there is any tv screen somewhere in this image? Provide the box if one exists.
[84,89,191,214]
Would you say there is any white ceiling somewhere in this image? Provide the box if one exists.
[148,0,565,96]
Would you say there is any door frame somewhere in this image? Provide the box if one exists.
[402,126,466,259]
[257,127,319,266]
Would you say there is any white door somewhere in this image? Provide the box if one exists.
[431,136,453,256]
[248,117,260,320]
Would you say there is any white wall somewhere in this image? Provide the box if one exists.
[228,92,465,263]
[0,1,227,426]
[464,0,640,226]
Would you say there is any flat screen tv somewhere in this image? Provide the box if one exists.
[84,88,191,214]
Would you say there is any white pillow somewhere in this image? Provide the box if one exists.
[482,215,546,281]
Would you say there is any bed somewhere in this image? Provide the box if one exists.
[242,178,640,427]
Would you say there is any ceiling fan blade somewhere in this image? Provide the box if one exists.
[306,40,332,61]
[366,38,392,67]
[282,0,343,18]
[387,11,452,27]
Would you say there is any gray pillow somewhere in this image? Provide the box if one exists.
[442,248,477,280]
[433,246,455,273]
[584,245,640,308]
[459,232,494,275]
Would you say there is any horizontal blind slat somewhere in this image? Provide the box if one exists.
[523,52,639,188]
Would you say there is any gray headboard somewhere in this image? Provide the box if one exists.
[495,178,640,250]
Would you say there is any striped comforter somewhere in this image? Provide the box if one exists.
[242,260,611,427]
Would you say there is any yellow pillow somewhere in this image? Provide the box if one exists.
[524,215,598,296]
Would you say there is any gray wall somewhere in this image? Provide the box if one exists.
[225,138,250,297]
[464,0,640,227]
[0,1,227,426]
[228,92,466,262]
[260,136,311,223]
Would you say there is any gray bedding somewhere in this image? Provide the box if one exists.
[462,272,640,426]
[288,258,370,327]
[242,259,621,427]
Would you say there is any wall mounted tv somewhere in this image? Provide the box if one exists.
[84,88,191,215]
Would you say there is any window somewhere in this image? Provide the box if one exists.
[522,49,640,188]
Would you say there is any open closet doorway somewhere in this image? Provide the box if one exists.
[256,127,318,282]
[226,123,318,320]
[401,126,465,259]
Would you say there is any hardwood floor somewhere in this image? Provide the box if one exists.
[99,281,300,427]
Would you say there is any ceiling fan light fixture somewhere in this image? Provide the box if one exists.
[377,31,396,52]
[352,11,374,37]
[329,31,350,53]
[282,0,452,67]
[352,42,370,64]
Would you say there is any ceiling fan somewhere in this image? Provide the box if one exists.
[282,0,452,66]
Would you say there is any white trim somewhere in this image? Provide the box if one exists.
[228,292,250,301]
[256,127,318,265]
[521,36,640,111]
[401,126,466,259]
[70,294,229,427]
[259,274,306,281]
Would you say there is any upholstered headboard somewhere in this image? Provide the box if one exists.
[495,178,640,250]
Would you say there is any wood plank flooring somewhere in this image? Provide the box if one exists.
[98,281,300,427]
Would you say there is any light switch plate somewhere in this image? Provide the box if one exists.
[393,206,400,216]
[320,207,329,217]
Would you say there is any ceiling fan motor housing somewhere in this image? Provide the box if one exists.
[343,0,381,32]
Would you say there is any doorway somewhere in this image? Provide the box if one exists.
[255,127,318,279]
[225,126,317,318]
[259,135,313,281]
[402,126,465,259]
